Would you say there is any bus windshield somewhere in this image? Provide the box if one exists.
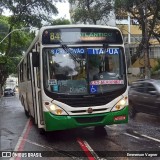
[43,47,125,95]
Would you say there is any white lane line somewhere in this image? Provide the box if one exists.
[105,126,112,129]
[10,119,32,160]
[20,138,54,150]
[123,133,140,139]
[133,131,160,143]
[106,126,160,143]
[83,140,101,160]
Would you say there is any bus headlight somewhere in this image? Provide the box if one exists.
[48,104,68,115]
[111,97,127,111]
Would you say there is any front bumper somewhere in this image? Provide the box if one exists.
[44,106,128,131]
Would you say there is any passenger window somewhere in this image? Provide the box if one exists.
[146,83,156,93]
[135,83,145,93]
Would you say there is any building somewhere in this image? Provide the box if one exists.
[116,14,160,76]
[69,1,160,77]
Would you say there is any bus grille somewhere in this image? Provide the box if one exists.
[56,95,115,107]
[75,116,105,124]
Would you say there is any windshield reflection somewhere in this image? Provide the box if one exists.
[43,47,125,95]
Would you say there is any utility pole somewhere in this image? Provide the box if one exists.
[144,1,150,79]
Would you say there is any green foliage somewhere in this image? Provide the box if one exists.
[1,0,58,27]
[51,18,71,25]
[0,15,35,87]
[0,0,59,86]
[115,0,160,66]
[0,55,21,86]
[115,0,160,42]
[152,59,160,72]
[0,16,9,54]
[69,0,113,24]
[10,30,35,57]
[0,15,35,57]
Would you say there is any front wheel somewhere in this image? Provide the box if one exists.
[39,128,46,135]
[24,109,30,117]
[129,102,136,119]
[94,126,107,136]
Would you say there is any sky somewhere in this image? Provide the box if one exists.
[2,1,70,20]
[53,1,70,20]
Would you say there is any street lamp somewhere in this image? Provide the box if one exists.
[0,27,38,44]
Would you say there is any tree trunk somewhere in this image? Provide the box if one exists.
[6,26,13,56]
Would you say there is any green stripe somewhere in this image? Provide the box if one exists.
[44,106,128,131]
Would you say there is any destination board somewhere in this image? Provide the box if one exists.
[42,27,123,44]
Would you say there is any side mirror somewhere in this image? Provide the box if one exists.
[32,52,39,67]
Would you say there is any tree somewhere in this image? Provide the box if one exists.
[0,15,35,87]
[69,0,113,24]
[51,18,71,25]
[0,15,35,56]
[0,15,9,54]
[0,0,58,56]
[0,55,20,87]
[151,58,160,79]
[0,0,59,88]
[115,0,160,64]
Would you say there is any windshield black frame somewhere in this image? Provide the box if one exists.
[42,46,127,97]
[42,27,123,45]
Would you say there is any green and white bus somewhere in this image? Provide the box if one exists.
[18,25,128,132]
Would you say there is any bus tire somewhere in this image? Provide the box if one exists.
[24,109,30,117]
[22,97,30,118]
[94,126,107,136]
[39,128,46,135]
[129,102,136,119]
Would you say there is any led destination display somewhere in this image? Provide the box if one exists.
[42,27,123,44]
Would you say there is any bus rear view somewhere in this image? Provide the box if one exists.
[18,25,128,132]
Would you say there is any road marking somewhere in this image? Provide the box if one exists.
[19,138,78,159]
[83,140,104,160]
[106,126,160,143]
[10,119,32,160]
[105,125,117,129]
[19,138,54,149]
[123,133,140,139]
[133,131,160,143]
[77,138,96,160]
[105,126,112,129]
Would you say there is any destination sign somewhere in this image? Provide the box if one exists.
[80,32,113,41]
[51,48,120,55]
[90,80,124,85]
[42,27,123,44]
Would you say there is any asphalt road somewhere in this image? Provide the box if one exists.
[0,94,160,160]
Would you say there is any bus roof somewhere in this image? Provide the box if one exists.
[18,24,123,66]
[40,24,120,29]
[39,24,121,33]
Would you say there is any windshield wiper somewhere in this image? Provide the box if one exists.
[61,44,80,64]
[103,43,109,50]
